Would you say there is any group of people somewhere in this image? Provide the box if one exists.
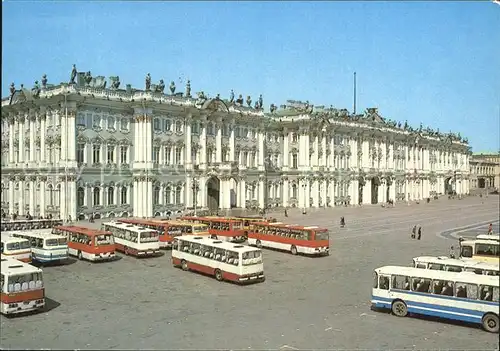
[411,225,422,240]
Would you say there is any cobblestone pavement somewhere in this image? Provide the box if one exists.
[1,197,499,350]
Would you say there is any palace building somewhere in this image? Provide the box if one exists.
[469,152,500,192]
[1,69,471,220]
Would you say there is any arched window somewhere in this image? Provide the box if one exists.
[93,187,100,206]
[121,186,127,204]
[55,184,61,207]
[175,187,182,204]
[77,187,85,207]
[164,187,171,204]
[47,184,54,206]
[292,184,297,198]
[108,187,114,205]
[153,186,160,205]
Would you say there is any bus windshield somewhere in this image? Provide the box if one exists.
[7,272,43,292]
[45,239,59,246]
[242,251,262,265]
[95,234,114,246]
[140,231,159,242]
[315,230,329,241]
[6,241,31,250]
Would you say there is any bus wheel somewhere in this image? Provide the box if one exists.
[482,313,499,333]
[290,245,298,255]
[391,300,408,317]
[181,260,189,271]
[256,240,262,248]
[214,269,223,281]
[77,251,83,260]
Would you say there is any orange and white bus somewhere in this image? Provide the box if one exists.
[117,218,209,248]
[172,235,265,284]
[180,216,246,242]
[52,225,116,262]
[102,221,160,257]
[1,218,63,232]
[1,257,45,315]
[248,222,330,256]
[1,234,32,263]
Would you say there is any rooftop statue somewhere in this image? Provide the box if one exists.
[419,123,423,132]
[70,64,77,84]
[41,74,48,89]
[156,79,165,93]
[145,73,151,91]
[216,93,220,100]
[269,103,277,113]
[229,89,234,103]
[258,94,263,109]
[404,121,408,130]
[84,71,93,86]
[9,83,15,96]
[110,76,120,89]
[236,94,244,105]
[32,81,40,98]
[185,80,191,98]
[169,81,176,94]
[246,95,252,107]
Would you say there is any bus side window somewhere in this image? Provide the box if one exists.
[416,264,426,269]
[429,264,443,271]
[456,282,478,300]
[460,245,473,258]
[373,272,378,288]
[412,278,431,293]
[480,286,494,301]
[392,275,410,290]
[446,265,462,273]
[492,287,500,302]
[440,281,454,296]
[379,276,389,290]
[214,248,223,261]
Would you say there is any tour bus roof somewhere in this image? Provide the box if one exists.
[179,235,260,253]
[103,221,157,233]
[476,234,500,241]
[10,230,64,239]
[55,225,112,237]
[0,234,29,243]
[413,256,500,270]
[1,257,42,275]
[375,266,499,286]
[460,239,500,245]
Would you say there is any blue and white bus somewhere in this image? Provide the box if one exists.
[9,230,68,264]
[371,266,499,333]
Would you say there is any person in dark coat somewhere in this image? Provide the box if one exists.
[340,216,345,228]
[411,225,416,239]
[417,226,422,240]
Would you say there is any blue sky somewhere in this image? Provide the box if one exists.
[2,1,499,152]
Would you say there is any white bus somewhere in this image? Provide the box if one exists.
[101,221,160,257]
[413,256,499,276]
[1,257,45,315]
[476,234,500,242]
[0,218,63,232]
[459,237,500,264]
[10,230,68,264]
[371,266,500,333]
[172,235,265,284]
[1,234,32,263]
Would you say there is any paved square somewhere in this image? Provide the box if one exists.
[1,197,499,350]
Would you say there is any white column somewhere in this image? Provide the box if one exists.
[146,180,153,217]
[67,111,77,164]
[8,179,15,216]
[145,118,153,165]
[60,110,67,162]
[282,130,289,169]
[39,179,46,218]
[362,139,369,168]
[126,184,131,206]
[351,179,359,205]
[29,177,36,216]
[18,116,25,164]
[185,118,192,166]
[229,123,235,162]
[200,121,207,168]
[321,180,327,206]
[18,178,25,216]
[312,179,319,207]
[240,179,246,209]
[321,133,327,167]
[258,178,265,209]
[258,131,265,169]
[185,176,192,208]
[216,121,222,163]
[312,135,319,168]
[363,179,372,205]
[29,115,36,163]
[282,179,289,207]
[8,118,15,163]
[40,114,47,164]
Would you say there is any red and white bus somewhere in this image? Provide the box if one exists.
[1,234,32,263]
[179,216,246,242]
[102,221,160,257]
[117,218,209,248]
[248,222,330,256]
[1,257,45,315]
[52,225,116,262]
[172,235,265,284]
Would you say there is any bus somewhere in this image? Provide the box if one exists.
[172,235,265,284]
[180,216,246,242]
[413,256,499,276]
[0,218,63,232]
[247,222,329,256]
[1,235,32,263]
[1,257,45,315]
[10,230,68,264]
[52,225,116,262]
[459,238,499,264]
[117,218,209,248]
[476,234,500,242]
[102,222,160,257]
[371,266,500,333]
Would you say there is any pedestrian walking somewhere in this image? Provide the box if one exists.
[417,226,422,240]
[488,223,493,235]
[340,216,345,228]
[284,208,288,218]
[411,225,416,239]
[449,246,456,259]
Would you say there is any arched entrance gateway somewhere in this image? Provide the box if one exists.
[444,177,453,194]
[206,177,220,211]
[371,176,380,204]
[478,177,486,189]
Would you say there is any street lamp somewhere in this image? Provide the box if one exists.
[192,177,199,216]
[301,182,307,214]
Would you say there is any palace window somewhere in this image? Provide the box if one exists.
[243,152,248,167]
[120,117,129,131]
[120,146,128,164]
[163,119,171,132]
[249,152,255,168]
[164,187,172,204]
[153,118,161,132]
[235,127,240,137]
[191,121,199,134]
[207,123,214,136]
[175,121,182,133]
[93,187,100,206]
[76,113,86,127]
[77,187,85,207]
[77,143,85,164]
[107,145,115,163]
[93,144,100,164]
[292,133,298,143]
[165,147,172,165]
[92,115,101,129]
[153,147,160,164]
[107,116,115,130]
[107,187,114,205]
[223,125,230,137]
[121,186,127,204]
[175,148,182,165]
[175,187,182,204]
[153,186,160,205]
